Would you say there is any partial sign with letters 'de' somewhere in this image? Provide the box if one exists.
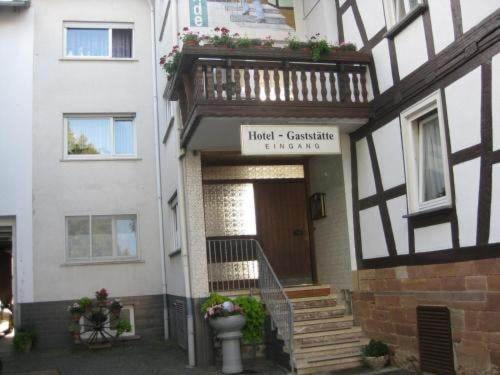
[240,125,341,156]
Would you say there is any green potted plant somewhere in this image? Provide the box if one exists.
[78,297,92,313]
[67,302,84,322]
[362,339,390,370]
[160,45,181,79]
[308,33,331,61]
[114,319,132,336]
[261,35,274,48]
[234,36,253,48]
[109,299,123,318]
[286,34,309,52]
[209,27,235,48]
[179,27,200,47]
[68,321,81,344]
[338,42,357,52]
[13,328,37,353]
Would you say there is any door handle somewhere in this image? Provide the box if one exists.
[293,229,304,236]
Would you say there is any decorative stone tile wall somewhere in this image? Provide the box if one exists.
[352,259,500,374]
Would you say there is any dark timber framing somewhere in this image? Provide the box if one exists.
[349,8,500,269]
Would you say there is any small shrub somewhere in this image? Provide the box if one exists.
[233,296,265,344]
[362,339,390,357]
[78,297,92,310]
[235,37,253,48]
[115,320,132,336]
[13,328,37,352]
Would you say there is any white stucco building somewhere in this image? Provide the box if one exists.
[1,1,499,374]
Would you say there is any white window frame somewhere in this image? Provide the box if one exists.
[168,193,181,254]
[63,21,135,60]
[65,214,139,263]
[63,115,137,160]
[383,0,423,29]
[400,91,452,214]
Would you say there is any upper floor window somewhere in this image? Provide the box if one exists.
[66,214,138,262]
[384,0,423,29]
[64,22,133,59]
[168,193,181,254]
[400,91,451,213]
[64,115,136,160]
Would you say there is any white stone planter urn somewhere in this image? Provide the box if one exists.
[209,314,246,374]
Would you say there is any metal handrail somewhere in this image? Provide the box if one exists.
[206,238,295,372]
[253,239,295,373]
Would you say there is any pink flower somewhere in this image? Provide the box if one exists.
[183,26,189,32]
[214,27,220,32]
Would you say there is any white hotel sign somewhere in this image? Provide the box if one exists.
[240,125,341,156]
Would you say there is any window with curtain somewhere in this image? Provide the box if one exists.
[384,0,422,28]
[67,215,138,262]
[400,91,451,213]
[418,112,446,202]
[66,116,136,158]
[65,24,133,58]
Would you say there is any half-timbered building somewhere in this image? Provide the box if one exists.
[157,1,500,374]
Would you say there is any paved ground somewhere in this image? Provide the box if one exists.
[0,335,413,375]
[0,338,287,375]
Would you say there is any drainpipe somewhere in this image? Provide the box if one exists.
[170,0,196,367]
[147,0,169,340]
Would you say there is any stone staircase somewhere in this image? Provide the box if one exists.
[283,285,368,374]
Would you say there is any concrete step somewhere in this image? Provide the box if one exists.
[295,348,363,368]
[294,315,354,335]
[294,327,364,348]
[285,285,331,299]
[291,340,369,357]
[295,356,364,375]
[294,305,346,322]
[291,295,337,310]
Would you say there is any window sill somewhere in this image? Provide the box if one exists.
[62,259,144,267]
[385,4,428,39]
[403,205,453,220]
[61,157,141,162]
[60,57,138,62]
[169,249,182,258]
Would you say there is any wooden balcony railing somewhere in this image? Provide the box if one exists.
[164,46,373,146]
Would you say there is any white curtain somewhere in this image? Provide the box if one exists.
[66,28,108,57]
[421,116,445,201]
[114,120,134,154]
[112,29,132,58]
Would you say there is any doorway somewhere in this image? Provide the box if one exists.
[202,159,315,287]
[0,225,13,336]
[254,181,312,285]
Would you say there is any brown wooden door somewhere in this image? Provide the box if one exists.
[254,181,312,284]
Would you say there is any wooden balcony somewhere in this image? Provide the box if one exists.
[164,46,373,147]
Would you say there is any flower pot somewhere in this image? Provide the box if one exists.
[209,315,246,374]
[73,331,81,344]
[365,355,389,370]
[72,313,81,322]
[184,40,199,47]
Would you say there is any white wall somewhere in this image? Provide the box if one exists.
[0,7,34,303]
[309,155,352,291]
[31,0,163,301]
[293,0,339,43]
